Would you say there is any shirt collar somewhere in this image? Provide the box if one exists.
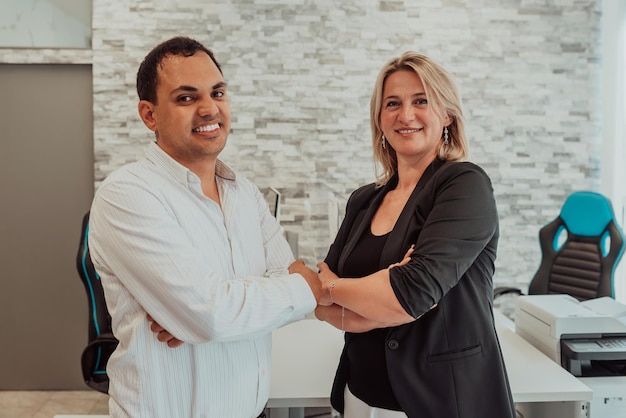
[146,142,236,187]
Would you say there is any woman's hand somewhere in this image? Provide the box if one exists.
[147,315,184,348]
[388,244,414,269]
[316,261,340,306]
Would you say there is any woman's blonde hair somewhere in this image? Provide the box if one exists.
[370,52,469,186]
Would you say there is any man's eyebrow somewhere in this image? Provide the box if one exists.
[170,82,227,95]
[171,85,198,94]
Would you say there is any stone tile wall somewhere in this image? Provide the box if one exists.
[91,0,602,290]
[2,0,605,291]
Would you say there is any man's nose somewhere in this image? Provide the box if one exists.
[198,97,219,117]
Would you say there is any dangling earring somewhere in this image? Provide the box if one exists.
[443,127,449,145]
[381,135,386,149]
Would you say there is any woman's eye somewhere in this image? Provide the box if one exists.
[385,101,399,108]
[416,99,428,105]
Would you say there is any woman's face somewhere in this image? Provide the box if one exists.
[379,70,450,164]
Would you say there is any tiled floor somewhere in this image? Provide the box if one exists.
[0,391,109,418]
[0,391,333,418]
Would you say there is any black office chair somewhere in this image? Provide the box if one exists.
[495,191,625,302]
[76,211,118,394]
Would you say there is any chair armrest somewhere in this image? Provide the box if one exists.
[493,286,524,299]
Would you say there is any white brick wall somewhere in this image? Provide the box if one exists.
[2,0,604,292]
[90,0,603,291]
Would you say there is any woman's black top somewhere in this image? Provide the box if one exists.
[341,227,402,411]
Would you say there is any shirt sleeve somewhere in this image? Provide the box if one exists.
[89,173,315,345]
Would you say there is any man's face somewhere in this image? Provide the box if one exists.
[138,51,231,168]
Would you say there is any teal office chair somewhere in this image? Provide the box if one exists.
[495,191,625,301]
[76,211,118,394]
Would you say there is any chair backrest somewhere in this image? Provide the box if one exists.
[76,211,118,394]
[528,191,625,300]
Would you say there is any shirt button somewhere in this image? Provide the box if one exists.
[387,339,399,350]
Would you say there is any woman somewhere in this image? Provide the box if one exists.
[313,52,516,418]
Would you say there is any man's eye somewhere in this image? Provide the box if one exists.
[212,90,225,98]
[177,95,193,103]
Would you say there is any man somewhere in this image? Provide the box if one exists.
[88,36,321,418]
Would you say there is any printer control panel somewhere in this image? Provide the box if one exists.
[597,338,626,350]
[568,338,626,352]
[561,336,626,377]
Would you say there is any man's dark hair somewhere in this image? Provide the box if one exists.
[136,36,222,104]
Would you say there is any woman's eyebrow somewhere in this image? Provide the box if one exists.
[383,91,426,100]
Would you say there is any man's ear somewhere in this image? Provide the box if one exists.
[138,100,157,132]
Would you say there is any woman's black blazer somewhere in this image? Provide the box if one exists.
[325,159,516,418]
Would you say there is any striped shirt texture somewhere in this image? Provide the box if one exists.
[89,142,316,418]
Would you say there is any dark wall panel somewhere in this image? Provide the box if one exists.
[0,64,94,389]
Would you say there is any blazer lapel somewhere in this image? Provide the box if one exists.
[337,179,396,275]
[379,159,447,268]
[337,159,448,273]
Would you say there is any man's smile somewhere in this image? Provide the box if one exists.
[192,123,220,133]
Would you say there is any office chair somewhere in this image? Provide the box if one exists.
[76,211,118,394]
[495,191,625,302]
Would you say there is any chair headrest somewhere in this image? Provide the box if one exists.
[560,191,616,236]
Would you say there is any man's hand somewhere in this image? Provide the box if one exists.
[147,315,184,348]
[289,259,322,303]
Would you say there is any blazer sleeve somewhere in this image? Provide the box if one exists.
[389,162,499,318]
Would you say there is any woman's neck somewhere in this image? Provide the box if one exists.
[396,155,436,191]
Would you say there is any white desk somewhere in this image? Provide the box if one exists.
[494,310,593,417]
[494,310,592,403]
[267,319,343,416]
[268,313,594,417]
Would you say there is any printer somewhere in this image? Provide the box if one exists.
[515,294,626,377]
